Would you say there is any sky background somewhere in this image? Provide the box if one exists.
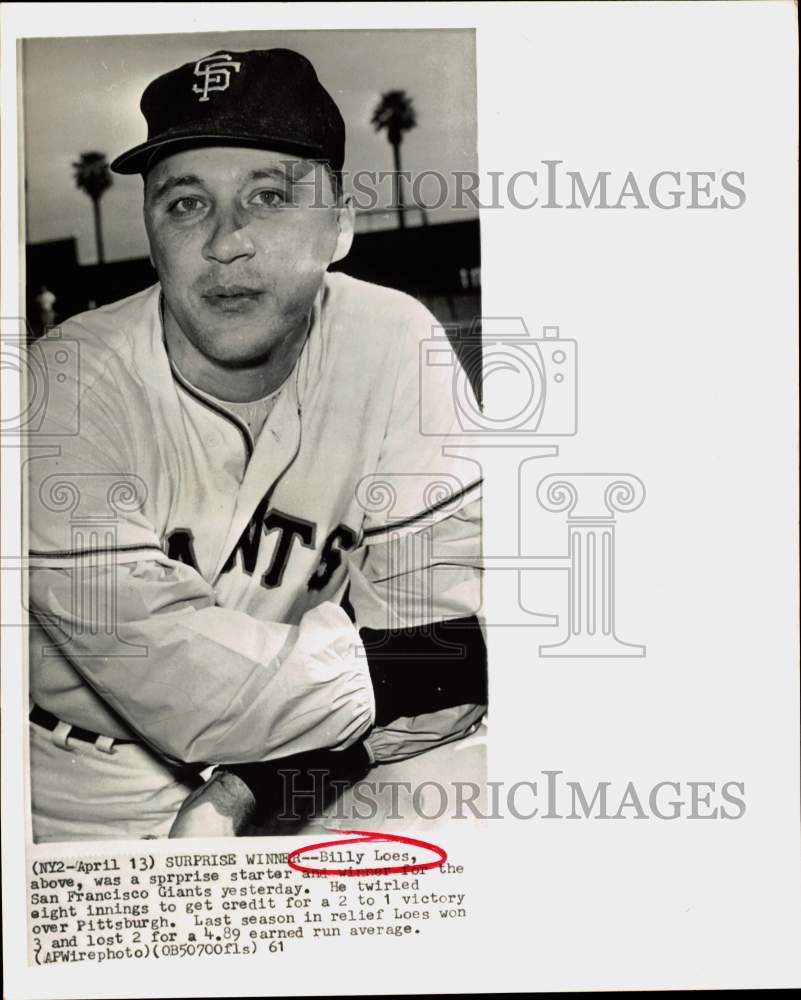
[22,28,478,264]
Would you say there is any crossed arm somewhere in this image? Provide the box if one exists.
[168,503,487,836]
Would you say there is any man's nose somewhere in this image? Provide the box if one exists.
[202,208,256,265]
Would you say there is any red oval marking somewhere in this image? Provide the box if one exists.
[287,829,447,877]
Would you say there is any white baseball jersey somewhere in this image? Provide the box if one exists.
[27,271,484,768]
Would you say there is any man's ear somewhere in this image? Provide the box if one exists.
[331,195,355,264]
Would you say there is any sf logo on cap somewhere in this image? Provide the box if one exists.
[192,53,242,102]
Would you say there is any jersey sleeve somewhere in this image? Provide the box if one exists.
[346,300,487,764]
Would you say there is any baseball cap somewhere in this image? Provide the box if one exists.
[110,48,345,176]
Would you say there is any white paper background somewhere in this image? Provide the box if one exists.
[2,2,799,995]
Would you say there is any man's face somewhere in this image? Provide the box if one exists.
[144,146,349,367]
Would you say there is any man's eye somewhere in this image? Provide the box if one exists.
[167,196,205,216]
[251,189,286,208]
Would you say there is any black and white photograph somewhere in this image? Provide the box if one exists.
[2,3,799,997]
[21,28,486,843]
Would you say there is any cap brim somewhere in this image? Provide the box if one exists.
[110,130,328,175]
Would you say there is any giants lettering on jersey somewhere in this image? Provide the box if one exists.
[166,499,358,593]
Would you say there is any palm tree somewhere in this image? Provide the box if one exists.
[72,152,112,264]
[371,90,417,229]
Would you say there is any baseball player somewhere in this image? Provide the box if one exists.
[26,48,485,842]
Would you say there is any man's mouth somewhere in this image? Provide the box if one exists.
[201,285,265,311]
[203,284,265,299]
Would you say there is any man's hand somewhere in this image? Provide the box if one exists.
[169,769,256,838]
